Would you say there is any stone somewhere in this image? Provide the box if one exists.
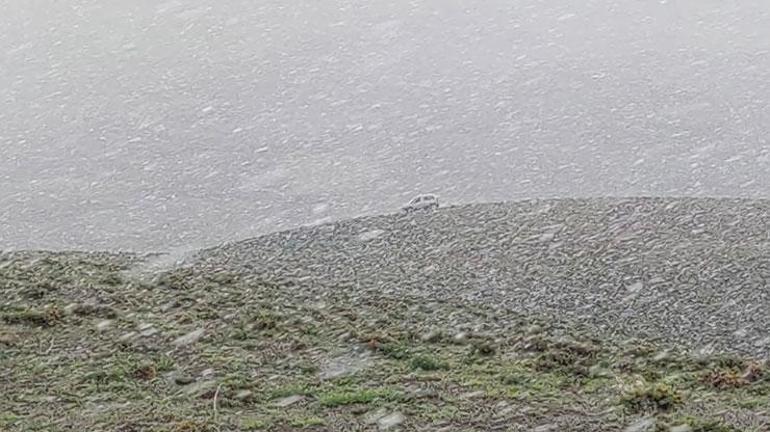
[140,327,158,337]
[182,380,216,397]
[118,332,137,342]
[234,390,253,401]
[173,374,195,385]
[420,330,442,343]
[461,390,485,399]
[624,417,655,432]
[670,425,692,432]
[453,332,469,344]
[377,412,405,430]
[173,328,204,347]
[96,320,113,331]
[364,408,389,425]
[274,395,304,407]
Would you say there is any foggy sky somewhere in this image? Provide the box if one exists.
[2,0,769,251]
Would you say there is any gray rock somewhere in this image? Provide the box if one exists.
[377,412,405,430]
[420,330,443,343]
[182,380,216,397]
[140,327,158,337]
[173,328,205,347]
[95,320,113,331]
[624,417,656,432]
[364,408,389,425]
[173,374,195,385]
[453,332,469,344]
[461,390,485,399]
[118,331,137,342]
[274,395,304,407]
[670,425,692,432]
[319,349,371,380]
[234,390,253,401]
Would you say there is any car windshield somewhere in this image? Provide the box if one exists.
[3,1,770,431]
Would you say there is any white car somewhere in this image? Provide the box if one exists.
[403,194,439,212]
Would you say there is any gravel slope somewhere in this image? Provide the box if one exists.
[195,197,770,357]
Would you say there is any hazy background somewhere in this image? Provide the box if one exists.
[2,0,769,251]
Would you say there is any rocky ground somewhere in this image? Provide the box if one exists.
[2,198,770,431]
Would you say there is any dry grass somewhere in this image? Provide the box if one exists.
[1,251,769,431]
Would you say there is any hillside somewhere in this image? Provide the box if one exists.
[2,198,770,431]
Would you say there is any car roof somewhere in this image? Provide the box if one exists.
[411,194,436,202]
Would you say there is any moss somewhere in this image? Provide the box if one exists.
[2,307,61,327]
[622,382,683,412]
[3,251,768,432]
[318,388,402,407]
[377,343,410,360]
[170,420,217,432]
[411,355,450,371]
[656,416,741,432]
[288,417,325,428]
[241,418,268,430]
[268,384,316,400]
[71,303,117,318]
[471,341,497,357]
[253,310,280,330]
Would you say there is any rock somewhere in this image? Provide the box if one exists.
[173,328,205,347]
[173,374,195,385]
[533,424,558,432]
[624,417,656,432]
[653,349,670,361]
[200,368,214,377]
[140,327,158,337]
[118,332,137,342]
[234,390,253,401]
[754,336,770,347]
[461,390,485,399]
[63,303,79,315]
[420,330,443,343]
[588,364,611,378]
[453,332,469,344]
[160,301,179,312]
[408,387,437,399]
[319,349,371,380]
[96,320,113,331]
[364,408,389,425]
[274,395,304,407]
[670,425,692,432]
[182,380,216,398]
[357,229,385,241]
[377,412,405,430]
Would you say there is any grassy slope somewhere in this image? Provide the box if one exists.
[1,252,769,431]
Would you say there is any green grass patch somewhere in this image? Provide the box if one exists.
[410,354,449,371]
[622,382,683,412]
[288,417,325,428]
[318,387,402,407]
